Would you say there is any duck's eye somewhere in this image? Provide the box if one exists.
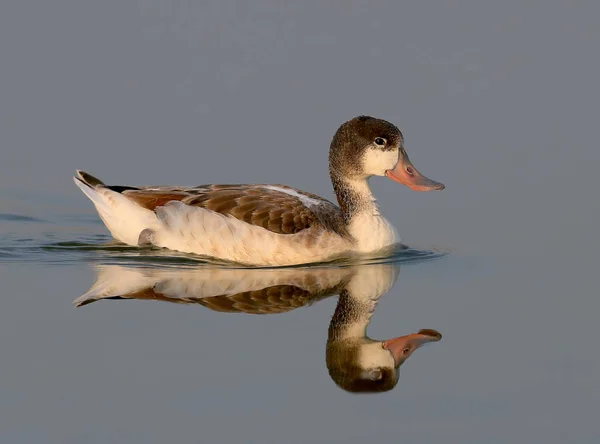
[402,347,411,355]
[374,137,386,146]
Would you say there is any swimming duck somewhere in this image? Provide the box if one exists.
[74,116,444,266]
[75,263,442,393]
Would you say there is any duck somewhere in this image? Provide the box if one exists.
[74,116,444,266]
[74,262,442,393]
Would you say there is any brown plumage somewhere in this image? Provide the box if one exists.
[119,184,347,236]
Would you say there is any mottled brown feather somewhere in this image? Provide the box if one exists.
[121,184,348,237]
[122,191,190,210]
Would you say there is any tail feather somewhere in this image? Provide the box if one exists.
[75,170,105,188]
[73,174,112,213]
[73,169,159,245]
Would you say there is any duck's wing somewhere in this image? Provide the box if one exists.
[120,184,346,236]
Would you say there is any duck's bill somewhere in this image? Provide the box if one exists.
[386,155,445,191]
[383,329,442,366]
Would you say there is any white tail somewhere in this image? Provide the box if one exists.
[73,170,159,245]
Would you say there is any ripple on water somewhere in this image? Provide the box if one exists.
[0,229,448,268]
[0,213,49,223]
[0,205,449,268]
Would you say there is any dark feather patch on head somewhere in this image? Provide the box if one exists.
[329,116,403,178]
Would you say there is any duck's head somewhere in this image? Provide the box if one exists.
[329,116,445,191]
[326,328,442,393]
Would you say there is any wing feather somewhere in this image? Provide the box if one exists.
[119,184,345,236]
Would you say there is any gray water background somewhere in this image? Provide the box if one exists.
[1,1,599,443]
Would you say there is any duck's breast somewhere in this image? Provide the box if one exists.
[347,213,400,252]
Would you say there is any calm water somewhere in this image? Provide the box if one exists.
[2,2,600,443]
[1,197,598,443]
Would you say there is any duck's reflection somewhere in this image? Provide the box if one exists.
[76,263,441,393]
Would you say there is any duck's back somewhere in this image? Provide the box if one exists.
[122,183,346,236]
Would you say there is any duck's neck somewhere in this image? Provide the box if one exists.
[331,172,399,250]
[331,173,380,225]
